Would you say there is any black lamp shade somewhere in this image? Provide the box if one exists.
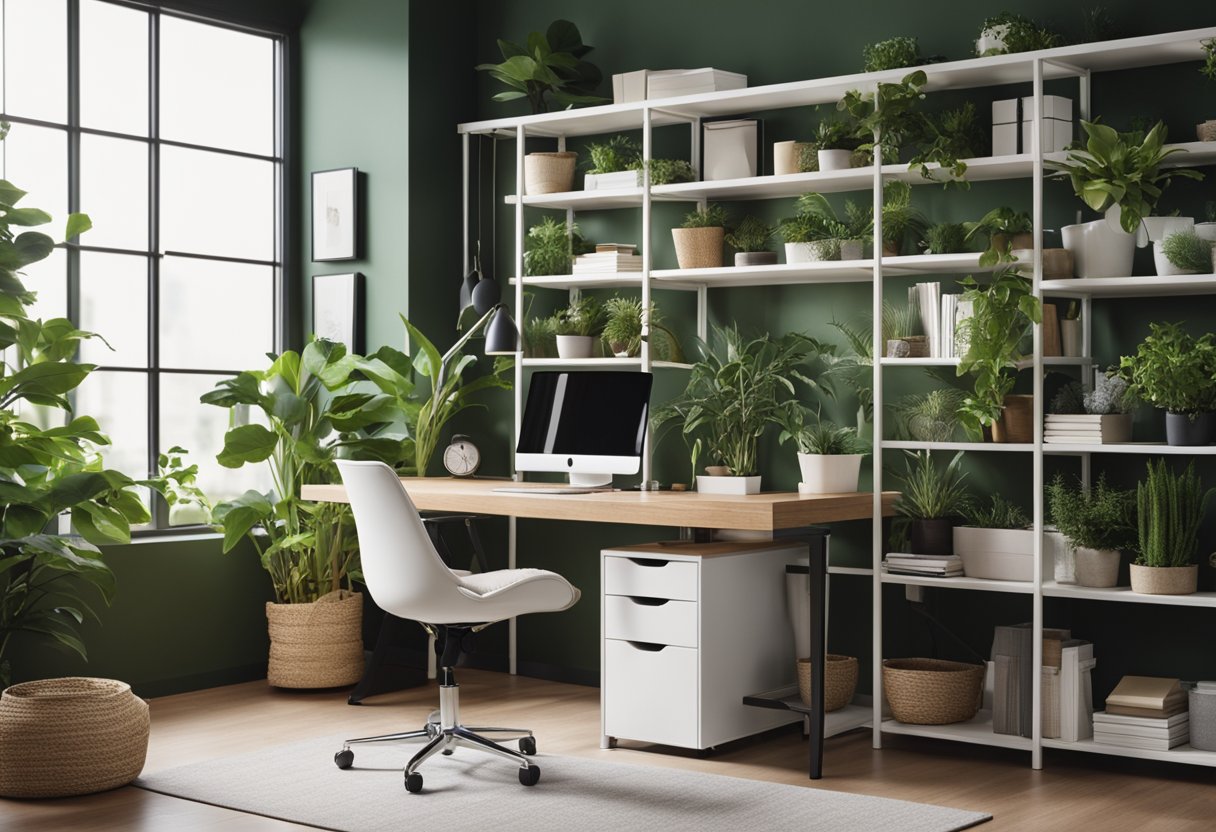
[459,268,480,310]
[471,275,501,314]
[484,306,521,355]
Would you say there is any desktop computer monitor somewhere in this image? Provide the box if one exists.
[515,371,654,487]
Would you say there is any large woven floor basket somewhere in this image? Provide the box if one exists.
[0,677,149,798]
[882,658,985,725]
[797,655,859,712]
[266,589,364,689]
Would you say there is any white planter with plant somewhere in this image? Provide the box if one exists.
[892,388,965,443]
[811,117,862,172]
[1130,459,1210,595]
[600,297,682,361]
[551,296,604,359]
[779,415,868,494]
[1046,474,1137,588]
[1117,322,1216,446]
[582,135,641,191]
[725,216,778,267]
[1155,230,1214,276]
[1196,202,1216,243]
[953,496,1034,582]
[779,191,870,265]
[672,204,727,270]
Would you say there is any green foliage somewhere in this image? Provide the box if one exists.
[475,20,608,114]
[600,296,682,361]
[524,314,558,358]
[552,296,604,337]
[639,158,696,186]
[892,388,966,442]
[893,450,969,520]
[681,203,728,229]
[880,181,927,253]
[1047,473,1138,552]
[724,216,774,253]
[1161,230,1214,272]
[963,494,1029,529]
[1049,381,1086,415]
[524,217,579,277]
[964,206,1033,267]
[1085,373,1133,415]
[1137,459,1211,568]
[652,325,830,477]
[158,445,211,526]
[1046,120,1203,234]
[955,269,1042,434]
[862,37,923,72]
[839,70,928,163]
[976,13,1063,56]
[1200,38,1216,82]
[779,413,869,456]
[1117,322,1216,416]
[909,101,984,187]
[585,135,640,174]
[796,142,820,172]
[922,222,969,255]
[812,117,863,152]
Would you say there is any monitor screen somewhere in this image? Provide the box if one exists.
[516,371,653,458]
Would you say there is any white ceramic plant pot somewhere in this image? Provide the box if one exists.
[555,335,594,359]
[1195,222,1216,243]
[1137,216,1194,248]
[1153,241,1202,276]
[817,149,854,171]
[1061,219,1135,278]
[1074,547,1121,588]
[785,242,830,263]
[953,527,1036,582]
[1060,319,1082,357]
[838,239,864,261]
[796,453,863,494]
[976,24,1009,55]
[696,474,761,495]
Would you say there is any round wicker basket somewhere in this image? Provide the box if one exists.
[524,152,577,195]
[797,655,859,712]
[266,589,364,689]
[1197,120,1216,142]
[671,227,725,269]
[882,658,985,725]
[0,677,149,798]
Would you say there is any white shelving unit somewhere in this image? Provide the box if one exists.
[457,25,1216,767]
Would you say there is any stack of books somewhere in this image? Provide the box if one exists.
[1059,640,1097,741]
[1094,676,1189,750]
[881,552,963,577]
[939,294,973,360]
[1043,413,1133,445]
[993,625,1071,737]
[573,244,641,274]
[613,68,748,103]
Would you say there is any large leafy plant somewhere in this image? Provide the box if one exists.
[652,325,829,477]
[1116,322,1216,417]
[476,20,608,114]
[1046,121,1203,234]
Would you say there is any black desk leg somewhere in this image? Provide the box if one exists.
[808,535,827,780]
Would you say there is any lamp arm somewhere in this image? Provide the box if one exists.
[437,304,502,389]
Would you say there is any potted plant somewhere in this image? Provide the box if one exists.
[476,20,608,114]
[1199,39,1216,142]
[1156,229,1214,276]
[955,268,1042,442]
[1060,300,1082,357]
[909,101,985,185]
[892,388,966,443]
[773,138,814,176]
[601,296,682,360]
[672,204,727,269]
[1047,121,1202,278]
[812,118,864,172]
[551,296,605,358]
[921,222,969,255]
[975,13,1061,56]
[893,450,969,556]
[652,325,827,495]
[583,135,641,190]
[1197,201,1216,242]
[963,206,1033,267]
[1046,474,1138,588]
[778,412,869,494]
[638,158,696,185]
[954,495,1034,582]
[524,314,558,358]
[881,302,926,358]
[1117,322,1216,445]
[879,181,927,256]
[524,216,583,276]
[861,36,924,72]
[1132,459,1211,595]
[781,193,870,263]
[1044,373,1135,444]
[725,216,777,266]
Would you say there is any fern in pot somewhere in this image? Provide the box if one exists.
[892,450,969,556]
[953,495,1034,582]
[778,411,869,494]
[725,216,777,266]
[1132,459,1212,595]
[601,296,682,360]
[1156,229,1214,276]
[1046,474,1137,588]
[1117,322,1216,446]
[551,296,605,359]
[672,204,728,269]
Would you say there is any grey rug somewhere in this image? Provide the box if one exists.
[136,735,990,832]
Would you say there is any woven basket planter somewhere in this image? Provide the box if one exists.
[797,655,859,712]
[672,226,725,269]
[524,151,577,195]
[266,589,364,689]
[992,394,1034,444]
[0,677,149,798]
[1198,120,1216,142]
[882,658,985,725]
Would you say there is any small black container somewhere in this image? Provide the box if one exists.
[909,517,956,556]
[1165,411,1216,446]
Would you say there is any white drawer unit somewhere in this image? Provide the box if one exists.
[601,540,804,750]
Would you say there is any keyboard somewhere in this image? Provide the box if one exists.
[492,486,612,495]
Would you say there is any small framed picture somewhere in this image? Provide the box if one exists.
[311,167,359,261]
[312,273,364,353]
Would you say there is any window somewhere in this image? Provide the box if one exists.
[0,0,284,528]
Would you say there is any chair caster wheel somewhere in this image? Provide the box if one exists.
[334,749,354,769]
[405,772,424,793]
[442,748,454,756]
[519,764,540,787]
[519,736,537,755]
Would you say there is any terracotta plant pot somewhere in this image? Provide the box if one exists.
[991,395,1034,443]
[992,232,1034,253]
[265,590,364,689]
[881,240,901,257]
[1074,547,1121,588]
[523,151,577,195]
[672,226,725,269]
[909,517,956,556]
[1130,563,1198,595]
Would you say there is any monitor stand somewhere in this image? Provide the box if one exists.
[569,472,612,488]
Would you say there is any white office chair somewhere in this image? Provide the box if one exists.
[332,460,580,793]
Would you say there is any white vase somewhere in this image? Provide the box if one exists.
[1061,218,1135,278]
[1137,216,1194,248]
[953,527,1036,582]
[838,239,864,261]
[785,242,830,263]
[1060,319,1082,357]
[1153,240,1202,276]
[696,474,761,495]
[555,335,594,359]
[796,453,863,494]
[1195,222,1216,243]
[817,149,854,171]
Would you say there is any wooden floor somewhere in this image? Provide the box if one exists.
[3,670,1213,831]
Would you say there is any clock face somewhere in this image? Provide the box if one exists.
[443,439,480,477]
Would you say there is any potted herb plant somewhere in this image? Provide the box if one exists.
[1197,201,1216,242]
[476,20,608,114]
[955,268,1042,442]
[1047,474,1138,588]
[725,216,777,266]
[1156,229,1214,276]
[975,13,1061,56]
[953,495,1033,582]
[583,135,641,190]
[773,138,814,176]
[1132,459,1211,595]
[812,118,864,172]
[963,206,1033,267]
[638,158,696,186]
[862,36,924,72]
[879,181,927,256]
[551,296,605,359]
[778,412,869,494]
[921,222,969,255]
[1047,121,1202,278]
[1117,322,1216,446]
[1199,38,1216,142]
[892,388,966,443]
[524,217,582,276]
[652,325,827,495]
[601,296,682,360]
[524,314,558,358]
[893,450,969,556]
[672,204,727,269]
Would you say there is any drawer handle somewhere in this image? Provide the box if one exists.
[628,597,669,607]
[626,641,667,652]
[626,557,670,568]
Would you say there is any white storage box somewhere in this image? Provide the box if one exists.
[702,118,760,181]
[584,170,640,191]
[992,99,1019,156]
[954,526,1035,581]
[1021,95,1073,153]
[613,68,747,103]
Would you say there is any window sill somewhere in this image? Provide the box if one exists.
[126,528,225,545]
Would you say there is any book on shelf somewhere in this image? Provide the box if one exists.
[914,282,941,358]
[595,243,637,254]
[1092,732,1188,751]
[1093,710,1190,730]
[1105,676,1188,718]
[1061,641,1096,742]
[1042,666,1062,739]
[644,68,747,99]
[1043,414,1133,444]
[1093,710,1190,750]
[883,553,963,576]
[992,624,1070,737]
[572,253,643,274]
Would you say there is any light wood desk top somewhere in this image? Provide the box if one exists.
[301,477,897,531]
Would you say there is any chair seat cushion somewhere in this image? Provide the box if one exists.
[451,568,581,623]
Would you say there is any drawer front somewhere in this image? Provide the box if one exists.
[603,555,698,601]
[603,639,698,748]
[604,596,698,648]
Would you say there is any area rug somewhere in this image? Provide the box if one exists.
[135,735,990,832]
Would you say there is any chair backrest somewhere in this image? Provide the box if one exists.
[336,460,461,620]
